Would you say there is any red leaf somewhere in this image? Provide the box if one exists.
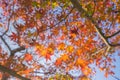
[10,32,18,41]
[45,53,51,61]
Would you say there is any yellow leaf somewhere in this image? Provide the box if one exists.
[41,49,47,56]
[66,46,74,53]
[52,2,58,8]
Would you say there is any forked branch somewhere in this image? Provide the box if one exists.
[70,0,120,56]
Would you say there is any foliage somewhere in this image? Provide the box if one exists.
[0,0,120,80]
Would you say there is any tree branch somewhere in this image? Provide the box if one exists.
[106,30,120,38]
[31,71,55,74]
[11,46,25,56]
[70,0,120,56]
[0,64,30,80]
[0,36,25,56]
[112,75,120,80]
[0,36,12,52]
[109,43,120,47]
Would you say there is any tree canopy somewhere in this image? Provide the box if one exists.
[0,0,120,80]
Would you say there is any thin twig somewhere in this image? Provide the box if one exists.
[0,36,12,52]
[106,30,120,38]
[32,71,55,75]
[112,75,120,80]
[39,7,75,32]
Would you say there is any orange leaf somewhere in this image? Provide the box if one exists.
[80,75,90,80]
[55,58,62,66]
[61,53,69,61]
[58,43,65,50]
[104,72,108,78]
[76,49,82,56]
[76,58,87,67]
[24,53,33,61]
[82,67,92,76]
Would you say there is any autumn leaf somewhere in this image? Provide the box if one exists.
[80,75,90,80]
[61,53,69,61]
[66,45,74,53]
[75,58,88,67]
[0,0,120,79]
[52,2,58,8]
[76,49,82,56]
[55,58,62,66]
[81,67,92,76]
[45,53,51,61]
[104,72,108,78]
[58,43,65,50]
[35,44,43,53]
[24,53,33,61]
[40,50,47,56]
[9,32,18,41]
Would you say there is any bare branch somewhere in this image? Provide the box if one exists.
[0,65,30,80]
[31,71,55,74]
[1,17,11,36]
[109,43,120,47]
[32,68,56,75]
[11,46,25,56]
[0,36,25,56]
[106,30,120,38]
[0,36,12,52]
[112,75,120,80]
[114,10,120,13]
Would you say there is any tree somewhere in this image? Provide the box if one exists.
[0,0,120,80]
